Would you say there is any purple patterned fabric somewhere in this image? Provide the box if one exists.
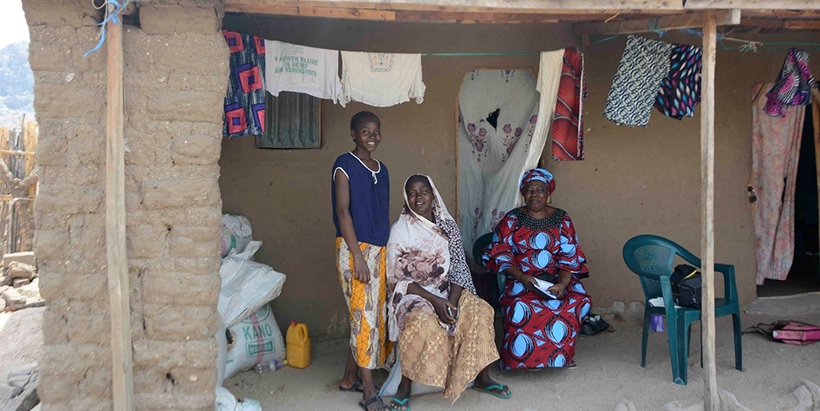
[654,44,702,120]
[765,48,815,118]
[222,30,267,137]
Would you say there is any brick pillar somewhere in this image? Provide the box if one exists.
[25,0,227,409]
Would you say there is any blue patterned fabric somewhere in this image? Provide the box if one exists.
[604,35,673,127]
[222,30,267,137]
[655,44,702,120]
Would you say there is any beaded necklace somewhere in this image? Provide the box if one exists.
[510,207,566,231]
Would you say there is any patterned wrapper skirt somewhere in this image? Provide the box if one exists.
[336,238,392,369]
[398,292,499,403]
[499,278,591,369]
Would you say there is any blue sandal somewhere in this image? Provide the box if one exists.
[472,384,512,399]
[388,397,411,411]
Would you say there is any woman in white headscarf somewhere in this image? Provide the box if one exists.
[386,175,511,411]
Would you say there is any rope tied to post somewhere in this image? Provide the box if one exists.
[84,0,128,57]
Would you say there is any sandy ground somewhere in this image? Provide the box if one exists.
[224,295,820,411]
[1,296,820,410]
[0,306,43,383]
[0,306,43,411]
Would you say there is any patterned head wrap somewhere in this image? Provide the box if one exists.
[520,168,555,196]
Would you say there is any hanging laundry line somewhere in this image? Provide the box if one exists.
[419,34,820,58]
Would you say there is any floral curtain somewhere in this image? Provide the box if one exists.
[457,54,564,251]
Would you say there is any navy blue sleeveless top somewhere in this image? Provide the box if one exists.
[331,152,390,246]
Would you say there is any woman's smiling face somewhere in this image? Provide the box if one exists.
[406,178,434,219]
[350,119,381,153]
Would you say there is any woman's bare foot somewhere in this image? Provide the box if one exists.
[473,366,512,398]
[359,369,386,411]
[388,376,411,410]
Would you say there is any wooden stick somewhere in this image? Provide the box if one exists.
[573,10,739,35]
[105,6,135,411]
[812,88,820,283]
[0,150,35,157]
[700,10,718,411]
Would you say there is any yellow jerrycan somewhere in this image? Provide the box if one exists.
[286,320,311,368]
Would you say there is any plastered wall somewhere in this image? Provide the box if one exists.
[221,16,820,338]
[26,0,227,408]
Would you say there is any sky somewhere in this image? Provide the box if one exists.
[0,0,29,49]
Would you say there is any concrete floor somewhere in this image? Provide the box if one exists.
[223,296,820,411]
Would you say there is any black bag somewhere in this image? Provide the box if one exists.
[670,264,702,308]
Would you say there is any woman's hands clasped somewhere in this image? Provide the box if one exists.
[431,296,458,325]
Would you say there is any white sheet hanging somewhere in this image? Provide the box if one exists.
[457,51,564,250]
[264,39,344,105]
[341,51,425,107]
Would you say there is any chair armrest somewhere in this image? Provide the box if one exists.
[714,263,738,301]
[659,276,678,316]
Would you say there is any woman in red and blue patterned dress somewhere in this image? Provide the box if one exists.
[483,168,592,370]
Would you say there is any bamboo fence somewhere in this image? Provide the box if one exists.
[0,117,38,255]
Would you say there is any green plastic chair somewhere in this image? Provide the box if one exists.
[622,234,742,385]
[472,232,505,295]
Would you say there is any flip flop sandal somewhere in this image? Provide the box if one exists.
[580,316,610,335]
[339,379,364,392]
[388,397,411,411]
[472,384,512,399]
[359,395,385,411]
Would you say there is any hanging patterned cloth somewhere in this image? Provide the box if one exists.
[222,30,267,137]
[604,35,672,127]
[550,48,587,161]
[765,48,816,118]
[654,44,702,120]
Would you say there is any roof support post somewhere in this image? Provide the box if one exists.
[700,10,718,411]
[105,3,135,410]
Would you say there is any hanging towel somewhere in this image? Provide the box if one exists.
[655,44,702,120]
[550,47,587,161]
[222,31,267,137]
[341,52,425,107]
[264,40,344,106]
[751,83,806,285]
[765,48,816,118]
[604,35,673,127]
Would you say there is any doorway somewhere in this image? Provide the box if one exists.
[758,103,820,297]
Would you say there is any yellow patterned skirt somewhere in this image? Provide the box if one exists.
[336,238,392,369]
[398,292,499,402]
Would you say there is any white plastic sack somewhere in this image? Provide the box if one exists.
[225,304,286,379]
[221,214,253,258]
[219,255,286,328]
[216,386,262,411]
[216,321,228,387]
[232,241,262,261]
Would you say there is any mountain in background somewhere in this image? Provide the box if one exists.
[0,41,34,128]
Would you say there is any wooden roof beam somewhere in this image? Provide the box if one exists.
[226,0,820,13]
[224,4,397,20]
[740,17,820,30]
[573,9,740,35]
[684,0,820,10]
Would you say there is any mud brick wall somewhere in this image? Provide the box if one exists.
[24,0,227,409]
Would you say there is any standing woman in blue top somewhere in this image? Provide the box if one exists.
[333,111,392,411]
